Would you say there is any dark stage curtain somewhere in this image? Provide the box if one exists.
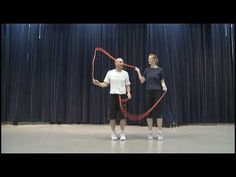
[1,24,235,124]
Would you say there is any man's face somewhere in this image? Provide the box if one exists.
[115,58,124,69]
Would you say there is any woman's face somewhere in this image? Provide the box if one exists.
[148,55,156,65]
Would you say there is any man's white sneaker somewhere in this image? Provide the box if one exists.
[157,131,163,141]
[120,133,126,141]
[111,132,118,141]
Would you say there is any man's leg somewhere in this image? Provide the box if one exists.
[119,95,127,141]
[110,119,118,140]
[110,119,116,131]
[120,119,126,141]
[109,95,118,140]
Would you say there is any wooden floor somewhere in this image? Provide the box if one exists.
[1,123,234,153]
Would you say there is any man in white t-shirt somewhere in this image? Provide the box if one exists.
[93,58,131,141]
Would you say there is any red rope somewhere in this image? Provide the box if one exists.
[92,47,135,80]
[119,91,167,121]
[92,47,166,121]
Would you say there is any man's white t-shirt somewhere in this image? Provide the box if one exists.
[104,69,131,94]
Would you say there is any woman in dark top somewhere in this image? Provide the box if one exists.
[135,53,167,140]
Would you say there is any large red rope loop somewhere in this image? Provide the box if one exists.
[92,47,166,121]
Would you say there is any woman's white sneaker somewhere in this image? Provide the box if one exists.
[148,131,153,140]
[120,133,126,141]
[157,131,163,141]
